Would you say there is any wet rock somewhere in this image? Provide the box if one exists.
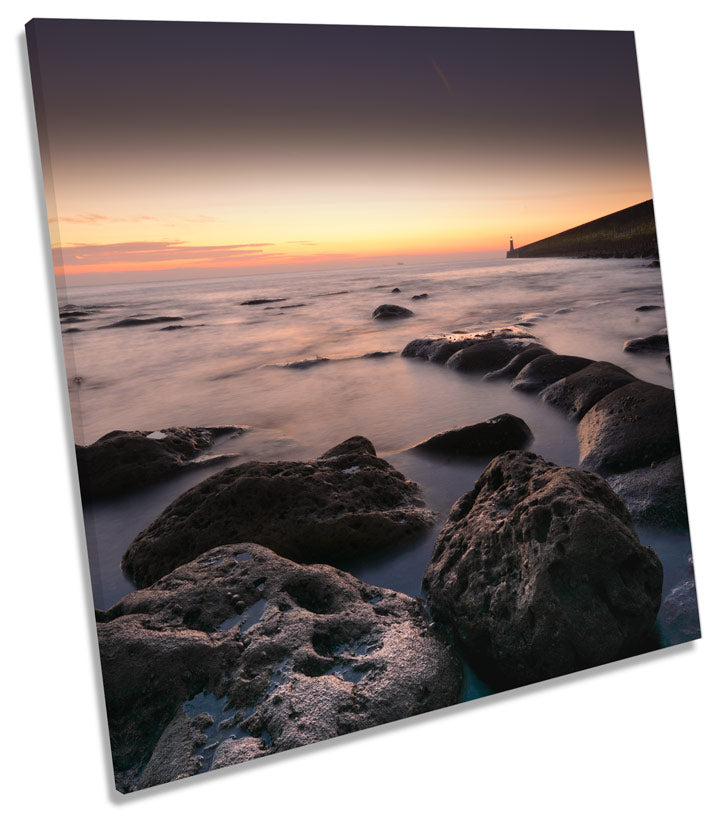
[62,327,83,334]
[158,324,205,331]
[658,578,701,642]
[578,381,680,475]
[101,543,462,791]
[554,307,574,314]
[446,338,535,373]
[100,316,184,328]
[76,426,243,500]
[606,455,688,529]
[283,357,330,369]
[413,414,532,457]
[511,354,594,392]
[402,329,534,365]
[623,333,670,353]
[423,451,663,689]
[372,304,413,320]
[362,350,396,358]
[411,293,429,300]
[483,344,554,381]
[635,305,663,312]
[539,361,638,420]
[122,436,434,587]
[391,287,401,293]
[240,298,287,305]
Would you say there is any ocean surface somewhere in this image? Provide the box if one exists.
[57,256,693,686]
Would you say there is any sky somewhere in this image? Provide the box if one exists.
[27,20,653,281]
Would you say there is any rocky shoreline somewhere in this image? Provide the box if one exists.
[79,305,699,792]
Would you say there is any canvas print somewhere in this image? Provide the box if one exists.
[27,18,701,792]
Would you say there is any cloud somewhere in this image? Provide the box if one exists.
[52,240,275,268]
[286,240,317,246]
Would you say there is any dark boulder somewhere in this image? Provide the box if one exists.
[635,305,663,312]
[578,381,680,475]
[538,361,638,420]
[606,455,688,529]
[391,287,401,293]
[423,451,663,689]
[413,414,532,457]
[483,344,554,381]
[122,436,434,587]
[623,333,670,353]
[75,426,243,500]
[402,336,482,363]
[511,354,594,392]
[445,338,534,373]
[372,304,413,320]
[101,543,462,791]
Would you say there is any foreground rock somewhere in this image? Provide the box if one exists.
[100,543,462,791]
[623,333,669,353]
[76,426,243,500]
[423,451,663,689]
[401,328,535,365]
[578,381,680,475]
[539,361,638,420]
[372,304,413,320]
[445,338,536,373]
[483,344,554,380]
[511,354,594,392]
[606,455,688,529]
[122,436,434,587]
[413,414,532,457]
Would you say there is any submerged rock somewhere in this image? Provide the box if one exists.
[411,293,429,300]
[372,304,413,320]
[283,357,330,369]
[539,361,638,420]
[76,426,243,500]
[623,333,670,353]
[578,381,680,475]
[391,287,401,293]
[240,298,287,305]
[483,344,554,380]
[413,414,532,457]
[423,451,663,689]
[511,354,594,392]
[100,316,184,328]
[606,455,688,529]
[122,436,434,587]
[100,543,462,791]
[635,305,663,312]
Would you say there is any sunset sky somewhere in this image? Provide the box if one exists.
[27,20,653,281]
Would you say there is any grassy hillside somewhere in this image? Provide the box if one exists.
[511,200,658,259]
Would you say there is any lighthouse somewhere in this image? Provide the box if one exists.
[509,236,514,252]
[506,236,518,259]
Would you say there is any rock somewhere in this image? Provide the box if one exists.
[361,350,396,358]
[391,287,401,293]
[606,455,688,529]
[158,324,205,331]
[240,298,287,305]
[423,451,663,689]
[122,436,434,587]
[100,316,184,328]
[647,260,660,268]
[413,414,533,457]
[635,305,663,312]
[538,361,638,420]
[554,307,574,314]
[623,333,670,353]
[578,381,680,475]
[101,543,462,791]
[402,336,483,364]
[483,344,554,381]
[372,304,413,320]
[445,338,535,373]
[62,327,83,334]
[402,328,535,365]
[658,579,701,642]
[283,357,330,369]
[75,426,243,500]
[411,293,429,300]
[511,354,594,392]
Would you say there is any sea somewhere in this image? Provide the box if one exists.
[57,256,693,693]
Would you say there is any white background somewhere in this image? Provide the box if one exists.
[1,2,717,817]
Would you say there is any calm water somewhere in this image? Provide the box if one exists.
[58,257,693,663]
